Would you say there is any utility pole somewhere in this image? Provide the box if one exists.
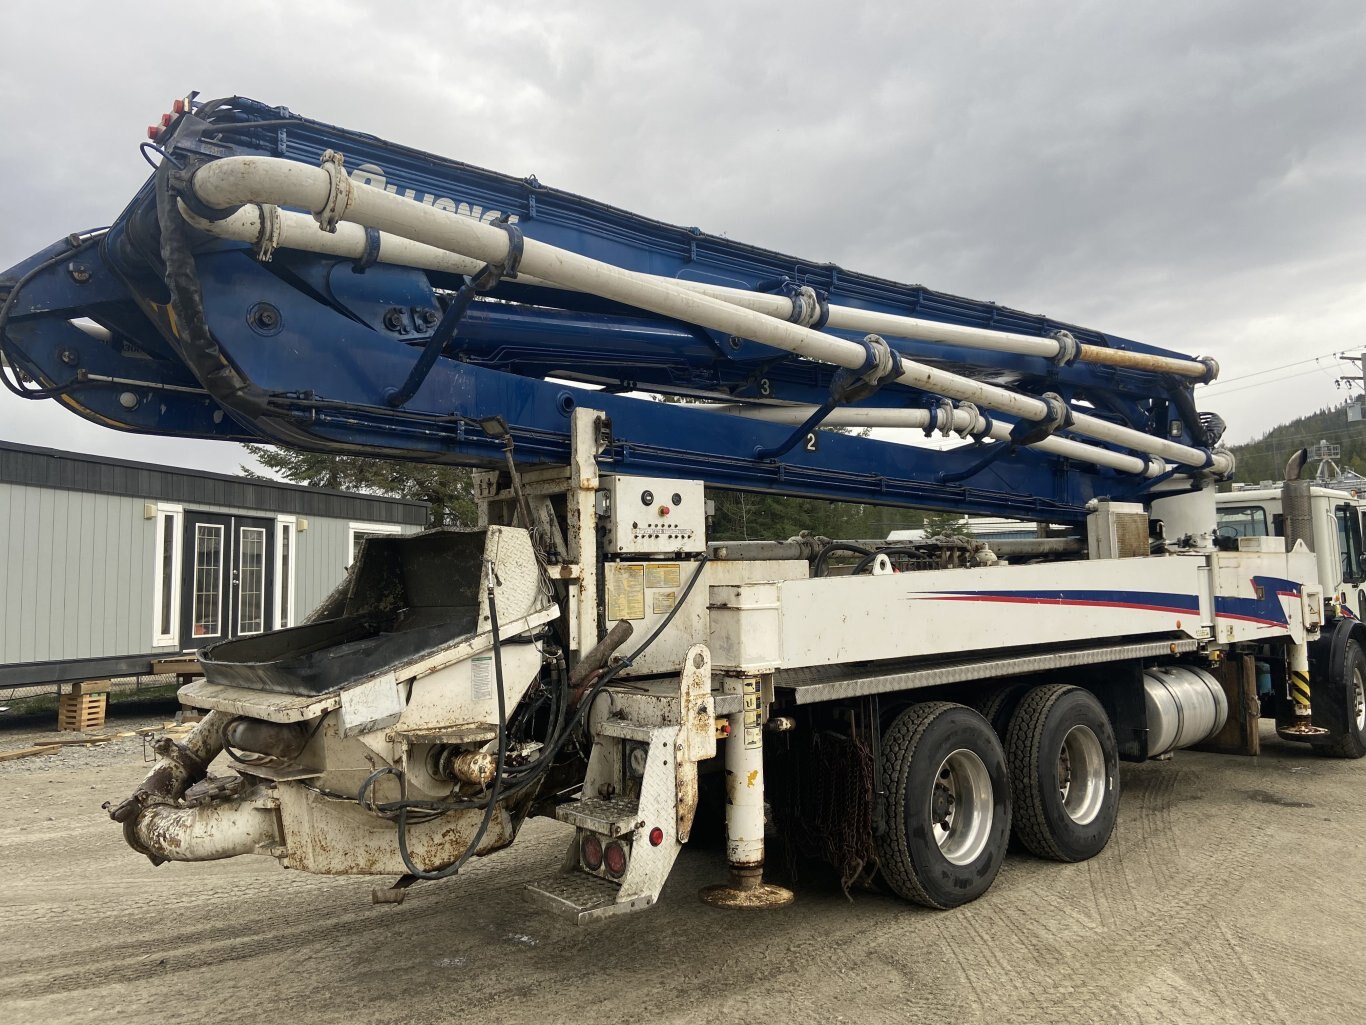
[1340,350,1366,423]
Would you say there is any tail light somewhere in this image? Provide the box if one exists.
[581,833,603,872]
[604,840,628,878]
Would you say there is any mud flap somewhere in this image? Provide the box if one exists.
[1191,654,1260,756]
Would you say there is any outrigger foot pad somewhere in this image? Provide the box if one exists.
[698,881,794,910]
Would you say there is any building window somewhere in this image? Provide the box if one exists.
[151,504,183,648]
[275,517,297,630]
[192,524,225,638]
[348,522,403,564]
[238,526,267,634]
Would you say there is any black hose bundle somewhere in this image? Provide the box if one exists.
[388,556,711,879]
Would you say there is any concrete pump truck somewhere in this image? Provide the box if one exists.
[1,94,1360,921]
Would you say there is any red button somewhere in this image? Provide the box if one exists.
[659,506,670,516]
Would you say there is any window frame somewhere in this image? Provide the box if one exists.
[190,522,227,641]
[151,503,184,648]
[237,525,268,636]
[275,515,298,631]
[348,521,403,565]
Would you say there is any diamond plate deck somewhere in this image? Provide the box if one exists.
[526,872,653,923]
[556,796,642,837]
[776,637,1202,703]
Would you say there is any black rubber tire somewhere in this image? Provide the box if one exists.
[1315,641,1366,759]
[875,702,1011,909]
[1005,685,1119,862]
[972,684,1029,739]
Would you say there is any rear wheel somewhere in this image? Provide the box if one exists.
[973,683,1029,739]
[1315,640,1366,759]
[876,702,1011,909]
[1005,685,1119,862]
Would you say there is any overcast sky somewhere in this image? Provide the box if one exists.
[2,0,1363,477]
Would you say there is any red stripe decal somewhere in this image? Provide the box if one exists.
[914,593,1285,628]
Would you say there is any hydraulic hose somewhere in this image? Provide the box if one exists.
[395,580,511,879]
[813,542,874,577]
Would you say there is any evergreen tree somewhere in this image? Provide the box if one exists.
[1228,400,1364,485]
[921,510,974,538]
[242,445,472,527]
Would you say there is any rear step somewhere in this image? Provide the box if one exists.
[525,872,654,923]
[555,796,641,837]
[523,645,716,923]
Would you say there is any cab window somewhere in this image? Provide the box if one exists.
[1215,505,1269,538]
[1336,505,1365,584]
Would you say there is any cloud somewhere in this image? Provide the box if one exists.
[2,0,1363,467]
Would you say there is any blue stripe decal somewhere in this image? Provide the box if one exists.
[908,575,1301,629]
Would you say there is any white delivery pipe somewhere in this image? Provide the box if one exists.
[180,202,489,278]
[176,207,1162,477]
[707,402,1158,476]
[189,156,1229,476]
[655,280,1214,381]
[183,204,1211,382]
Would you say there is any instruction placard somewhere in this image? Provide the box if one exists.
[605,563,646,620]
[471,655,493,702]
[645,563,681,589]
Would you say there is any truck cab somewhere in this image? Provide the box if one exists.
[1216,486,1366,617]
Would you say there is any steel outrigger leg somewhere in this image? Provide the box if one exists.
[699,673,794,910]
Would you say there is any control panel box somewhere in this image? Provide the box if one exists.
[600,475,707,556]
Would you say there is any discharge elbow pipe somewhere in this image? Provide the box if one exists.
[131,789,283,863]
[106,709,240,865]
[188,155,1230,478]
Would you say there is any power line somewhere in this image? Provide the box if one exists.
[1204,362,1343,398]
[1203,349,1349,390]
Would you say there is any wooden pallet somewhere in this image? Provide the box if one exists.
[57,692,107,733]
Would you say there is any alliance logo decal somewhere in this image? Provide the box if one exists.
[349,164,521,226]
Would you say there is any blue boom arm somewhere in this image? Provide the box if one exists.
[0,95,1226,524]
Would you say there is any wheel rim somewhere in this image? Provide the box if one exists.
[1354,669,1365,733]
[1057,724,1106,826]
[929,748,994,866]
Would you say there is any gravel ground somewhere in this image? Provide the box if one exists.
[2,714,1365,1025]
